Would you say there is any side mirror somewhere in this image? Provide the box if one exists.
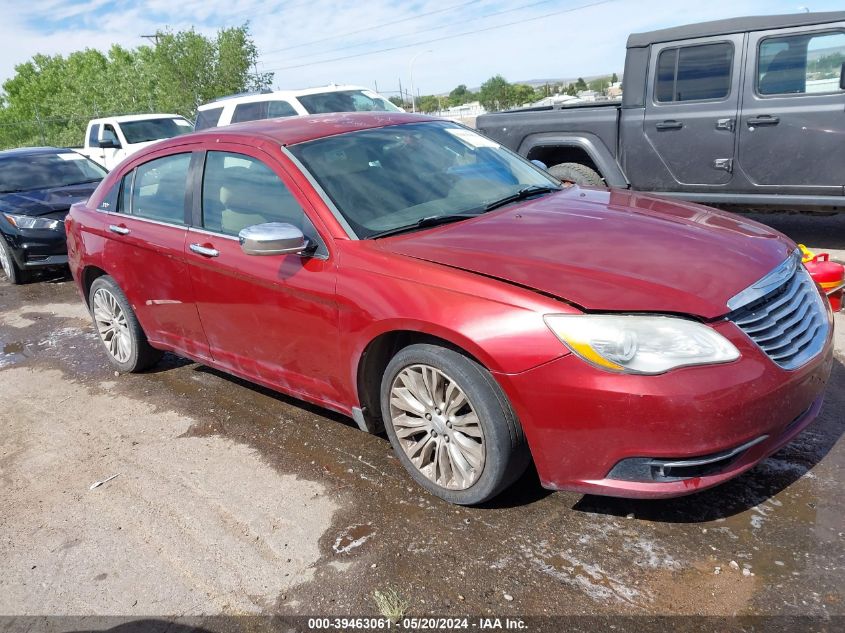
[840,62,845,90]
[97,137,121,149]
[239,222,308,256]
[530,159,548,170]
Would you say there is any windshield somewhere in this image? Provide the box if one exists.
[120,118,193,144]
[288,121,560,237]
[0,152,107,194]
[297,89,403,114]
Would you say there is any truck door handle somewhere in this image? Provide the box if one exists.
[189,243,219,258]
[656,120,684,130]
[108,224,130,235]
[747,115,780,126]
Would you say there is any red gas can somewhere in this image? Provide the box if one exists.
[800,245,844,312]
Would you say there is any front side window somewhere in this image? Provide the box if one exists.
[288,121,560,238]
[655,42,733,102]
[129,153,191,224]
[758,31,845,95]
[201,151,318,243]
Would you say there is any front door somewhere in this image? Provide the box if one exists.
[738,26,845,194]
[643,34,744,188]
[100,150,210,359]
[183,147,343,407]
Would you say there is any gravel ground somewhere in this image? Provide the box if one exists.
[0,211,842,631]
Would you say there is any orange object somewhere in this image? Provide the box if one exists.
[799,244,844,312]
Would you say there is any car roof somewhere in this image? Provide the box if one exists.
[89,114,185,124]
[627,11,845,48]
[0,146,76,158]
[176,112,437,147]
[197,85,378,110]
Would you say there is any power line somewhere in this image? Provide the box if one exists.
[262,0,616,72]
[267,0,562,64]
[262,0,484,55]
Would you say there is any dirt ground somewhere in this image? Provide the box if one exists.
[0,212,843,630]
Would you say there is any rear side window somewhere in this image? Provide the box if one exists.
[655,42,733,102]
[195,107,223,130]
[128,153,191,224]
[232,101,267,123]
[201,151,312,239]
[758,31,845,95]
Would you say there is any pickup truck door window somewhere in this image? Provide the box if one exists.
[184,148,342,405]
[644,36,743,187]
[101,151,210,358]
[739,28,845,193]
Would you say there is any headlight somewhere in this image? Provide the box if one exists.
[2,213,61,231]
[544,314,740,375]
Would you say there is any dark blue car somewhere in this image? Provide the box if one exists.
[0,147,106,283]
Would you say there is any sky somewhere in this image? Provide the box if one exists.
[0,0,842,99]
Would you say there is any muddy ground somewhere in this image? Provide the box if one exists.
[0,212,843,629]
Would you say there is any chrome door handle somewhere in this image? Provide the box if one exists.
[108,224,130,235]
[189,243,219,257]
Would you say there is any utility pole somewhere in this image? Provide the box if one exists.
[398,77,404,108]
[140,34,160,46]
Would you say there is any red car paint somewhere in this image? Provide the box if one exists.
[65,113,834,499]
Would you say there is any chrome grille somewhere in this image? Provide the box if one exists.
[728,255,829,370]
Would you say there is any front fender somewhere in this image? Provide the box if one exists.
[518,133,628,188]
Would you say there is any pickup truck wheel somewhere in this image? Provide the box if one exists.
[548,162,604,187]
[89,276,163,373]
[381,344,530,505]
[0,238,29,284]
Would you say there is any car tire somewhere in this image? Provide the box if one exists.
[88,275,163,373]
[380,343,530,505]
[0,237,30,284]
[548,162,605,187]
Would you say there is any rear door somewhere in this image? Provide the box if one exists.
[738,26,845,194]
[100,150,210,359]
[183,146,343,405]
[643,34,744,188]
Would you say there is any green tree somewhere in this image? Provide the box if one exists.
[416,95,441,113]
[448,84,475,106]
[575,77,588,91]
[611,72,619,83]
[0,24,271,149]
[478,75,513,111]
[511,84,536,106]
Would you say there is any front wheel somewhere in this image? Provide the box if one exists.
[89,275,163,372]
[548,162,604,187]
[381,344,530,505]
[0,237,29,284]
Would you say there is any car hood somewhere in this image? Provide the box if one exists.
[0,182,100,217]
[377,188,795,319]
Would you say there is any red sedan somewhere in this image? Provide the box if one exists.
[66,113,834,505]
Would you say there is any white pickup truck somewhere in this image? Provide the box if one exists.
[79,114,193,170]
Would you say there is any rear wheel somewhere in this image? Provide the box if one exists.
[0,238,29,284]
[548,162,604,187]
[381,344,530,505]
[89,276,162,372]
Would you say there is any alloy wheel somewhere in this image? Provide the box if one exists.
[92,288,132,363]
[389,364,486,490]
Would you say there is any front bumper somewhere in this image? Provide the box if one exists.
[494,319,834,499]
[1,228,69,269]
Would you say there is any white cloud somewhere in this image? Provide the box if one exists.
[0,0,840,104]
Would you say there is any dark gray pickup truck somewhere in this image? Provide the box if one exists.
[476,11,845,211]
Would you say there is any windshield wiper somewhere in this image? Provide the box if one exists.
[482,185,561,213]
[62,179,102,186]
[369,213,480,239]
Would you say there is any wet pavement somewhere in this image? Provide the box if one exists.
[0,212,843,625]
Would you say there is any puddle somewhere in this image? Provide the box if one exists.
[332,523,375,555]
[0,340,30,368]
